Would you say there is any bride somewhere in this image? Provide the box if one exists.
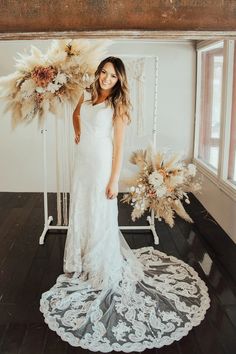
[40,56,210,352]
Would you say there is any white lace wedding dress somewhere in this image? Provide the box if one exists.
[40,90,210,352]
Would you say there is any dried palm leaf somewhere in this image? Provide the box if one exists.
[165,153,181,171]
[153,152,165,170]
[129,149,146,167]
[15,45,45,72]
[172,199,193,223]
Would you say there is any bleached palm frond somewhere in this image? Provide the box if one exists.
[129,149,147,167]
[12,102,23,128]
[162,212,175,228]
[82,39,112,71]
[46,39,68,55]
[21,97,36,121]
[46,40,70,67]
[49,97,59,115]
[15,45,45,72]
[41,98,50,116]
[0,71,20,86]
[37,98,50,128]
[165,153,182,171]
[47,38,111,75]
[131,208,145,222]
[0,72,21,97]
[172,199,193,223]
[153,152,165,170]
[120,175,140,188]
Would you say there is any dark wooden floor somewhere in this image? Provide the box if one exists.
[0,192,235,354]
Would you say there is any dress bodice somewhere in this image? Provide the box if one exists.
[80,90,114,139]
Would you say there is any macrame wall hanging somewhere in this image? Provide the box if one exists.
[124,57,145,137]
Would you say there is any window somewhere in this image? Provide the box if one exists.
[228,42,236,185]
[195,40,236,198]
[197,42,224,171]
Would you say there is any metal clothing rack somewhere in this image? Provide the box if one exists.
[39,57,159,245]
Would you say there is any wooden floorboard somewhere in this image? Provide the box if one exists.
[193,317,227,354]
[185,195,236,284]
[0,323,27,354]
[18,323,47,354]
[42,329,68,354]
[0,192,235,354]
[176,330,203,354]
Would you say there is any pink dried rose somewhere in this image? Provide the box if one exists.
[31,65,57,88]
[148,188,156,198]
[35,92,43,105]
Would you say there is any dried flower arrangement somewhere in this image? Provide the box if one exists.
[0,39,111,127]
[121,145,201,227]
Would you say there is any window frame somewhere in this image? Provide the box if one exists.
[194,39,236,201]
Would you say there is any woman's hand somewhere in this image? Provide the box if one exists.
[74,131,81,144]
[106,180,118,199]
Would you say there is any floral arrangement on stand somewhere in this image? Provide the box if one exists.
[0,39,111,127]
[121,145,201,228]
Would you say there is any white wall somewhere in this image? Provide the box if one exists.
[0,39,196,192]
[111,40,196,157]
[0,40,57,192]
[195,173,236,242]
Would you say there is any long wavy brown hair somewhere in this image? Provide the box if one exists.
[89,56,132,124]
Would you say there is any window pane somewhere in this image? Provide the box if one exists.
[198,43,224,171]
[228,42,236,184]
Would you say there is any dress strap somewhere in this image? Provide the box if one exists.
[83,89,91,102]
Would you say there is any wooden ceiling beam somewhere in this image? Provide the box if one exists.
[0,0,236,36]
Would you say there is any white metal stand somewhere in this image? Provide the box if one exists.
[39,56,159,245]
[119,211,159,245]
[39,124,66,245]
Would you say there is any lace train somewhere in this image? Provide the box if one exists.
[40,90,210,351]
[40,246,210,352]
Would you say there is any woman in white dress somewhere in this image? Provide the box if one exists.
[40,56,210,352]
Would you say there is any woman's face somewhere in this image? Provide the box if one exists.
[98,62,118,92]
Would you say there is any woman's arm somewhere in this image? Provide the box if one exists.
[73,92,84,144]
[106,115,128,199]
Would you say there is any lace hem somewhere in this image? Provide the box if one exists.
[40,246,210,353]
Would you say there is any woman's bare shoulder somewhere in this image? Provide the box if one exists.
[73,88,91,114]
[84,87,92,101]
[73,92,84,115]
